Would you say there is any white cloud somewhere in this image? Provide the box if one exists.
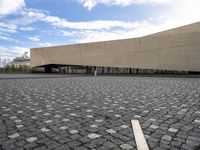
[37,42,53,47]
[58,30,75,36]
[21,0,200,38]
[22,9,139,30]
[0,0,25,16]
[79,0,97,10]
[0,46,29,57]
[19,27,34,31]
[77,0,172,10]
[0,22,17,41]
[0,35,12,41]
[168,0,200,25]
[0,22,17,33]
[71,22,165,43]
[70,0,200,43]
[28,35,40,42]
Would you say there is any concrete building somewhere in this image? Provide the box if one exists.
[31,22,200,74]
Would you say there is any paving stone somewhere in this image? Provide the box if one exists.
[16,124,24,128]
[171,141,182,148]
[26,137,38,142]
[15,140,26,147]
[177,109,187,115]
[95,119,104,122]
[62,118,70,122]
[69,130,79,134]
[148,137,160,143]
[194,119,200,123]
[90,125,98,128]
[74,146,88,150]
[186,139,199,146]
[150,125,159,129]
[8,133,20,139]
[10,116,17,119]
[162,135,172,141]
[120,144,133,150]
[86,115,93,118]
[41,127,51,132]
[134,115,141,118]
[24,142,38,149]
[14,119,22,123]
[114,114,121,118]
[31,116,37,119]
[58,137,71,144]
[68,141,81,147]
[106,129,117,134]
[145,135,151,139]
[187,136,200,142]
[87,133,102,139]
[54,144,70,150]
[167,127,177,133]
[103,141,116,148]
[43,113,50,116]
[149,118,157,121]
[120,125,129,129]
[79,137,90,143]
[69,134,79,140]
[181,143,195,150]
[92,138,107,145]
[34,146,48,150]
[44,120,53,124]
[165,115,172,118]
[86,109,93,112]
[55,115,61,118]
[60,126,68,130]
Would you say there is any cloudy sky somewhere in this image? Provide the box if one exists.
[0,0,200,58]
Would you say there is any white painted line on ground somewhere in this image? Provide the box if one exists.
[131,120,149,150]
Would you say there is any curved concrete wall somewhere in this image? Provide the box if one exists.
[31,22,200,71]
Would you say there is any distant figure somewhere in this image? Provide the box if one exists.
[94,69,97,76]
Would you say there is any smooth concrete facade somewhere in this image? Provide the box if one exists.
[31,22,200,72]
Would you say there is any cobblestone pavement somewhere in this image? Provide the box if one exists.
[0,74,69,79]
[0,76,200,150]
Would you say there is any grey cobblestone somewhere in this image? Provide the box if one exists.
[0,75,200,149]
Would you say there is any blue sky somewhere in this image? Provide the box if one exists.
[0,0,200,59]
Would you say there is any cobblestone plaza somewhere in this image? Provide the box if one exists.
[0,75,200,150]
